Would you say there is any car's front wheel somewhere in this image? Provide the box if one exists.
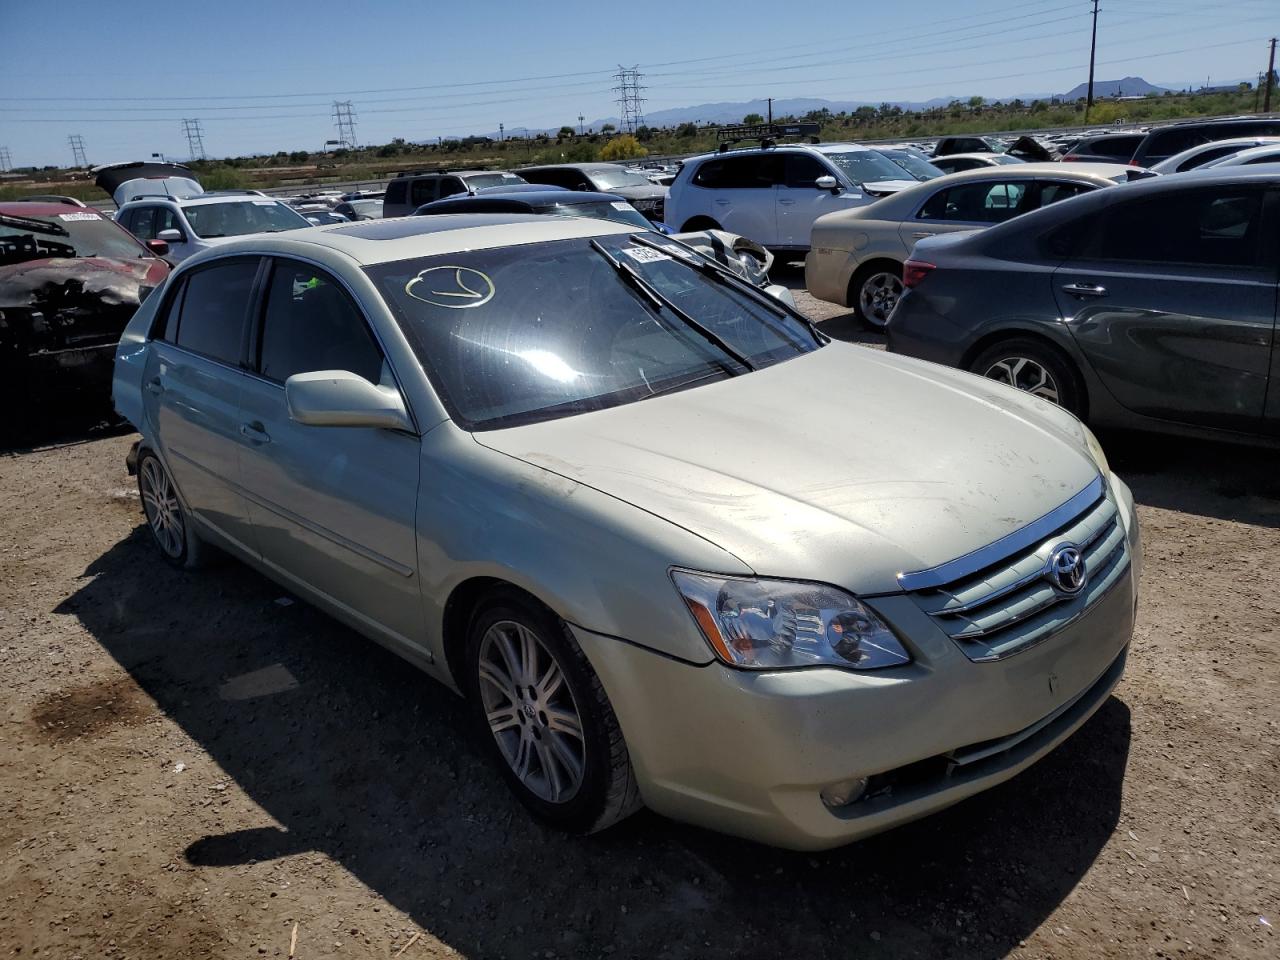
[968,338,1084,416]
[464,589,641,834]
[851,262,903,330]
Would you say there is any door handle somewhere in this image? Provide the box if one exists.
[239,421,271,444]
[714,199,730,205]
[911,231,935,239]
[777,199,796,206]
[1062,282,1108,298]
[145,377,164,395]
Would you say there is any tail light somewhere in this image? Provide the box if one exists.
[903,260,935,289]
[1061,154,1081,161]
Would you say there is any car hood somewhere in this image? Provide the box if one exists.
[607,184,668,201]
[475,344,1099,594]
[0,256,169,310]
[860,179,918,197]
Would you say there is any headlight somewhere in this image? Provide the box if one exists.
[735,251,769,287]
[1082,424,1110,480]
[670,570,911,671]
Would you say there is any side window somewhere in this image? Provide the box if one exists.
[174,259,259,364]
[385,179,407,205]
[157,207,183,236]
[258,260,385,385]
[409,178,438,207]
[437,177,465,199]
[692,160,724,188]
[130,206,158,240]
[1086,189,1264,267]
[528,169,574,189]
[1037,182,1092,208]
[719,155,782,189]
[919,181,1029,222]
[1243,153,1280,165]
[1178,144,1242,172]
[783,154,828,188]
[154,279,187,342]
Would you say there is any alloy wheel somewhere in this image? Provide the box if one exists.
[859,271,903,327]
[982,356,1061,404]
[477,620,586,804]
[139,457,185,559]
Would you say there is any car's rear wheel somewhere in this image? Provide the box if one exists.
[850,262,903,330]
[137,451,204,569]
[968,338,1084,416]
[465,589,641,833]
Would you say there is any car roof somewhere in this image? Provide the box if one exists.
[935,152,1009,161]
[519,162,622,172]
[427,189,623,207]
[0,201,109,217]
[190,213,636,267]
[931,161,1130,181]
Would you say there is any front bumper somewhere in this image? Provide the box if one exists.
[575,484,1139,851]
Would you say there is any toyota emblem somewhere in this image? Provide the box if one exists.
[1047,543,1087,595]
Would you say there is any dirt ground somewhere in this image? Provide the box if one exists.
[2,293,1278,960]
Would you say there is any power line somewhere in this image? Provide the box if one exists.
[613,65,646,133]
[332,101,358,149]
[67,134,87,167]
[182,118,206,160]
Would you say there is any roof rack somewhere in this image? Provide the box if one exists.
[11,195,89,207]
[716,122,822,152]
[394,168,449,178]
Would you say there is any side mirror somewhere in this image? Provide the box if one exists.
[815,175,840,193]
[285,370,414,431]
[156,228,185,243]
[145,239,170,256]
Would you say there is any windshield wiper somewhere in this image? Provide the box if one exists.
[589,239,754,372]
[0,213,70,238]
[629,233,825,348]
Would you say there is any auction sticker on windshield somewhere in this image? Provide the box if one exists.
[58,213,100,221]
[621,246,670,264]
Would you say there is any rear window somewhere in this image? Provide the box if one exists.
[1143,121,1280,160]
[385,180,408,204]
[183,201,308,239]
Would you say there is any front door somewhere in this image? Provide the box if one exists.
[236,258,425,648]
[1052,186,1278,433]
[144,257,261,555]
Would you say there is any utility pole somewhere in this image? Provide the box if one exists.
[1085,0,1100,122]
[767,98,773,124]
[67,134,87,168]
[1256,72,1265,112]
[331,101,358,150]
[181,119,206,160]
[499,122,504,142]
[578,113,584,136]
[1265,38,1277,114]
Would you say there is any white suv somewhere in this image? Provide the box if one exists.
[115,193,311,264]
[665,144,916,250]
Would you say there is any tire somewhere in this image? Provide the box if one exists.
[849,261,904,330]
[464,588,641,834]
[679,216,721,232]
[967,338,1084,416]
[136,450,206,569]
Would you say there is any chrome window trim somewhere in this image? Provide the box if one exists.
[897,473,1105,591]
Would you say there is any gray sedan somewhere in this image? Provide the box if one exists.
[113,213,1137,850]
[807,163,1133,328]
[888,166,1280,441]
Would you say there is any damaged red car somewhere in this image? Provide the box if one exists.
[0,200,170,434]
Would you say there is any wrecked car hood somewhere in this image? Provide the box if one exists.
[94,161,203,207]
[476,343,1099,594]
[1006,136,1058,162]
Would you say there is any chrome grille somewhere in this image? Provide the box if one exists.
[905,488,1130,662]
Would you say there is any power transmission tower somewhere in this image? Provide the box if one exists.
[68,134,87,168]
[1084,0,1100,122]
[332,101,358,149]
[578,113,585,135]
[181,119,207,160]
[1266,38,1277,114]
[0,147,11,173]
[612,65,646,134]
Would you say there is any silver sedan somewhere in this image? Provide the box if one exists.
[114,213,1138,850]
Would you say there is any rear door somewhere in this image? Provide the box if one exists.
[898,177,1036,248]
[1052,186,1278,433]
[776,154,846,247]
[703,154,781,246]
[144,257,262,555]
[236,257,424,647]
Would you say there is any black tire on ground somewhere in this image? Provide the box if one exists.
[967,337,1085,417]
[848,260,904,331]
[463,588,642,834]
[136,450,206,570]
[679,216,721,232]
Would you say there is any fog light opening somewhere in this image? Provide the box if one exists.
[820,777,869,809]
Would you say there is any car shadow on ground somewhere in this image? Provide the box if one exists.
[1103,430,1280,529]
[58,526,1132,959]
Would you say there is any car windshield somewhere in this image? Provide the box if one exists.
[881,151,943,181]
[351,199,382,215]
[820,150,910,185]
[0,211,146,265]
[365,235,820,430]
[542,201,652,229]
[182,200,310,238]
[466,173,526,190]
[992,155,1025,165]
[587,169,655,190]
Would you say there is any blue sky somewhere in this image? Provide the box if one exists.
[1,0,1275,167]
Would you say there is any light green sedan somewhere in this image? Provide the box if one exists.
[113,213,1139,850]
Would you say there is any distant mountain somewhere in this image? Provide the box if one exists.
[1059,76,1168,100]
